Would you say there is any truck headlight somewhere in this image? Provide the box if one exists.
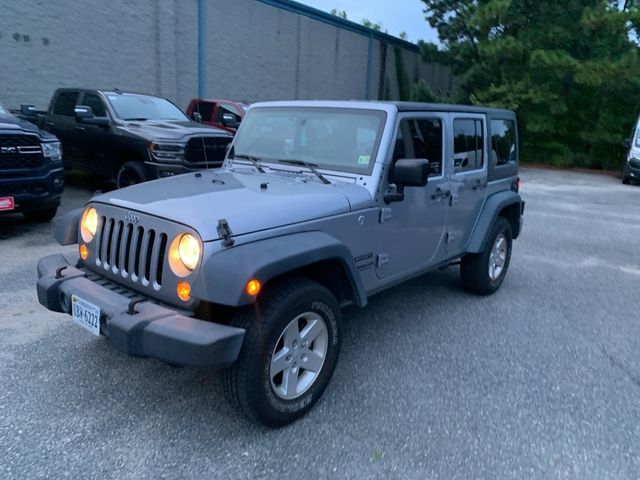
[42,141,62,161]
[80,207,98,242]
[149,142,184,161]
[169,233,201,276]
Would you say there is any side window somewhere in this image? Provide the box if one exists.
[392,118,443,177]
[52,91,79,117]
[194,101,214,122]
[82,93,107,117]
[453,118,484,173]
[491,119,517,166]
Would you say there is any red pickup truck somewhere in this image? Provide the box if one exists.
[186,99,250,134]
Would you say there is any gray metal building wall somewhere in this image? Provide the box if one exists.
[0,0,454,110]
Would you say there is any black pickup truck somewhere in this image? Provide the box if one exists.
[19,89,233,188]
[0,102,64,222]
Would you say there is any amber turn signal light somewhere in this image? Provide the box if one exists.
[177,281,191,301]
[79,244,88,260]
[246,279,261,296]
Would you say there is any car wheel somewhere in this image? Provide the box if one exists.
[23,207,57,223]
[224,278,341,427]
[623,176,631,185]
[460,217,513,295]
[116,161,147,189]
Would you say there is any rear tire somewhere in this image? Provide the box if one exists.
[116,161,147,189]
[460,217,513,295]
[223,278,341,427]
[23,207,57,223]
[623,176,631,185]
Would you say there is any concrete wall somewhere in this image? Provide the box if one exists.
[0,0,454,110]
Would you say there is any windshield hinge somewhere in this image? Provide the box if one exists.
[217,219,235,247]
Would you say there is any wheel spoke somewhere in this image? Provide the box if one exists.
[303,350,324,372]
[270,348,290,378]
[496,236,505,251]
[283,367,299,398]
[300,318,324,344]
[283,320,300,348]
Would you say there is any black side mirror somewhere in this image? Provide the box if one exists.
[20,104,37,115]
[192,111,202,123]
[75,105,109,126]
[385,158,429,203]
[221,113,240,128]
[624,138,632,149]
[75,105,94,119]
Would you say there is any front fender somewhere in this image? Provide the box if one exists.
[54,208,82,245]
[466,190,523,253]
[191,231,367,307]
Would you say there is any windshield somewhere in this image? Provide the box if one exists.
[233,107,386,174]
[106,93,188,121]
[0,103,7,115]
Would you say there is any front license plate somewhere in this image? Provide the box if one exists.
[0,196,15,211]
[71,295,101,336]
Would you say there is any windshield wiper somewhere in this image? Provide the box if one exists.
[278,159,331,185]
[231,154,266,173]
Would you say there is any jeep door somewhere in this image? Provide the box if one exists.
[375,113,449,279]
[445,114,489,255]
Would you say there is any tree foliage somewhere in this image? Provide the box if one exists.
[421,0,640,169]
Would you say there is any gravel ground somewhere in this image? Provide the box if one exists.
[1,168,639,479]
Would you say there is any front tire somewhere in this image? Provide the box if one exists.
[460,217,513,295]
[224,278,341,427]
[116,161,147,189]
[623,176,631,185]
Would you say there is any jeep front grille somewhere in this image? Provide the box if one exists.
[0,134,43,169]
[184,136,229,165]
[95,216,168,289]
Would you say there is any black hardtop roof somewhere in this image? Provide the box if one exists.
[389,101,515,117]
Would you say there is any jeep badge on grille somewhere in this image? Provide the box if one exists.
[125,212,140,224]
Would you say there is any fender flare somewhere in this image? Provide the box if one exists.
[191,231,367,307]
[466,190,523,253]
[54,208,82,245]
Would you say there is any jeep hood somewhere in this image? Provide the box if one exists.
[92,169,372,241]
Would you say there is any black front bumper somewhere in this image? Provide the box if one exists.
[36,254,245,368]
[0,166,64,213]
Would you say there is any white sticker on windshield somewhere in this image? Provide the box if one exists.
[358,155,370,165]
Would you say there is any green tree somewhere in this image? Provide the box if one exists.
[421,0,640,169]
[330,8,348,19]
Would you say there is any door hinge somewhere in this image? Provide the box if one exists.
[379,208,392,223]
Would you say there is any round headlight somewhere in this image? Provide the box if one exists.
[178,233,200,271]
[80,207,98,243]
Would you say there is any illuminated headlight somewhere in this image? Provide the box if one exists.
[169,233,201,276]
[80,207,98,243]
[149,142,184,161]
[42,141,62,161]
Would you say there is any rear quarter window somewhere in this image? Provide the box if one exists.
[53,91,79,117]
[491,119,517,166]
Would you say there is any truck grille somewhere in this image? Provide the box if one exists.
[184,136,229,165]
[0,134,43,169]
[95,215,168,289]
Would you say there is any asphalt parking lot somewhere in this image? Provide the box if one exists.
[1,168,640,479]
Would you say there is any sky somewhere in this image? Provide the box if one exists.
[295,0,439,44]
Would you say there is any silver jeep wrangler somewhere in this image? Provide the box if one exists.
[37,101,524,426]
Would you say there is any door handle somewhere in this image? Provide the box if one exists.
[472,180,487,190]
[431,188,451,200]
[45,122,55,127]
[75,126,86,131]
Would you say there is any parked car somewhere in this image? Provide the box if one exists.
[28,89,232,188]
[624,116,640,184]
[186,98,250,133]
[36,100,524,426]
[0,101,64,222]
